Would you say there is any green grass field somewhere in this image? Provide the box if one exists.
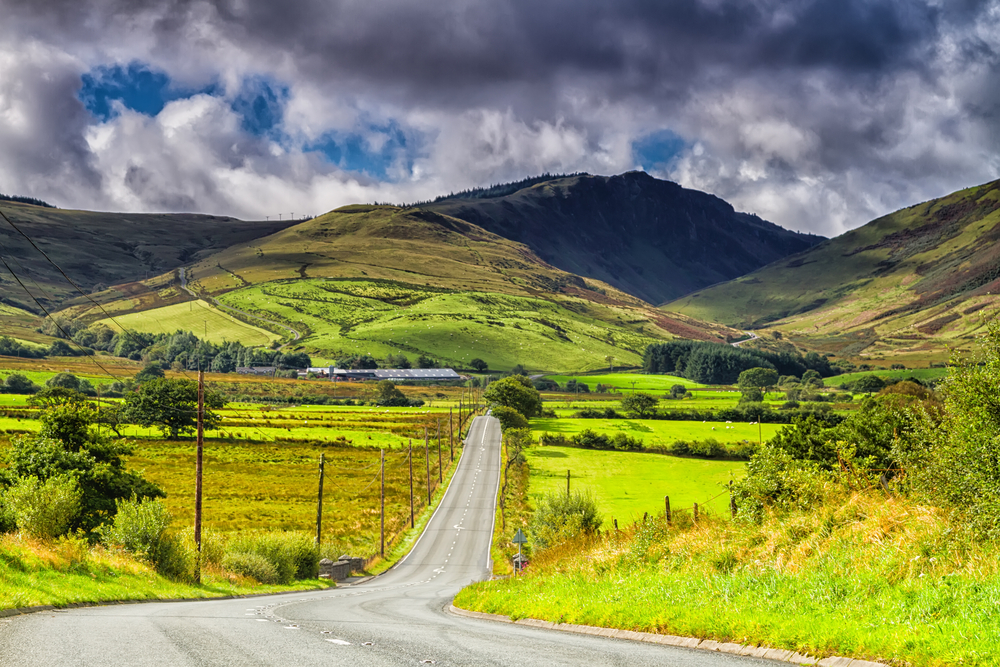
[97,300,280,346]
[217,279,659,372]
[526,445,743,522]
[823,367,949,386]
[530,418,783,447]
[545,373,707,390]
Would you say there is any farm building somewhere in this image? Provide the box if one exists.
[236,366,277,376]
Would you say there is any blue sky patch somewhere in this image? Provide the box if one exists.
[79,62,218,121]
[230,77,288,136]
[307,121,412,179]
[633,129,687,170]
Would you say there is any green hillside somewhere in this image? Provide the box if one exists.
[0,199,296,312]
[667,179,1000,361]
[96,300,280,347]
[67,205,739,372]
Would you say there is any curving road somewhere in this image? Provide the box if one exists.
[0,416,773,666]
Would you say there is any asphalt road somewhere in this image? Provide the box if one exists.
[0,416,774,666]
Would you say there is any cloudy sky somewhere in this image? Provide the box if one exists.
[1,0,998,236]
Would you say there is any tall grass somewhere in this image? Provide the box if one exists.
[456,488,1000,666]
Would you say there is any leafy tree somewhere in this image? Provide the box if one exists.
[492,405,529,431]
[484,375,542,418]
[620,392,658,418]
[28,386,87,408]
[3,373,38,394]
[278,352,311,369]
[668,384,688,399]
[135,362,166,383]
[47,340,76,357]
[2,404,164,533]
[372,380,409,407]
[565,379,589,393]
[122,378,225,438]
[3,475,81,539]
[469,358,488,372]
[416,354,437,369]
[738,367,780,392]
[46,372,92,394]
[384,353,411,369]
[853,374,886,394]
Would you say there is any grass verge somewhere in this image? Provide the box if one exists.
[0,534,328,611]
[456,490,1000,666]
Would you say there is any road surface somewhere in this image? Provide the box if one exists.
[731,331,758,347]
[0,416,773,666]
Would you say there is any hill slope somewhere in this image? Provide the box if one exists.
[64,205,739,371]
[667,179,1000,360]
[0,200,297,311]
[423,172,823,304]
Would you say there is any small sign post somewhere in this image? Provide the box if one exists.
[512,528,528,575]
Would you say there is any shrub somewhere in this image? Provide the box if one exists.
[224,531,318,584]
[531,491,602,551]
[732,445,829,524]
[492,405,529,431]
[4,475,81,539]
[98,497,194,580]
[222,551,280,584]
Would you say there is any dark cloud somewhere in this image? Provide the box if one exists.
[1,0,999,234]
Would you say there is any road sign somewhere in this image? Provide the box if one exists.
[512,528,527,544]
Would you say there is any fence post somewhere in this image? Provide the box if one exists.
[566,469,571,496]
[665,495,671,523]
[693,502,699,524]
[729,480,737,519]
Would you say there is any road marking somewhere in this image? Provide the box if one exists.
[326,639,351,645]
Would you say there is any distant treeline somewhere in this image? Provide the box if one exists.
[399,173,588,207]
[643,340,835,385]
[0,193,55,208]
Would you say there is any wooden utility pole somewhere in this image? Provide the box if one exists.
[315,453,325,546]
[380,449,385,558]
[424,427,431,504]
[566,469,571,496]
[437,418,442,483]
[195,370,204,584]
[408,439,414,527]
[449,408,454,461]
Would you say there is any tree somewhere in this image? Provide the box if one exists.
[668,384,687,399]
[3,373,38,394]
[372,380,410,407]
[2,404,164,533]
[28,386,87,408]
[469,358,488,372]
[738,367,780,393]
[620,392,658,418]
[122,378,225,438]
[483,375,542,418]
[853,374,886,395]
[135,362,166,383]
[492,405,529,431]
[278,352,311,369]
[416,354,437,369]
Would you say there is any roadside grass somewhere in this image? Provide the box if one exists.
[0,533,328,610]
[96,300,280,346]
[525,445,743,522]
[530,418,783,447]
[456,491,1000,666]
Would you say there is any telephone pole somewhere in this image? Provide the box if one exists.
[424,427,431,504]
[315,453,325,546]
[379,449,385,558]
[408,439,414,528]
[449,408,454,461]
[195,370,204,584]
[437,418,442,483]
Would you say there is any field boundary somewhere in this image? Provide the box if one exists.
[446,604,885,667]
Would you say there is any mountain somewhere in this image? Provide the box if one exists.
[667,179,1000,361]
[0,199,297,311]
[60,205,740,371]
[422,171,823,304]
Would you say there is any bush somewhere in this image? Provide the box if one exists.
[98,497,195,580]
[530,491,602,551]
[570,429,642,451]
[3,373,38,394]
[222,551,280,584]
[732,445,829,524]
[4,475,81,539]
[224,531,318,584]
